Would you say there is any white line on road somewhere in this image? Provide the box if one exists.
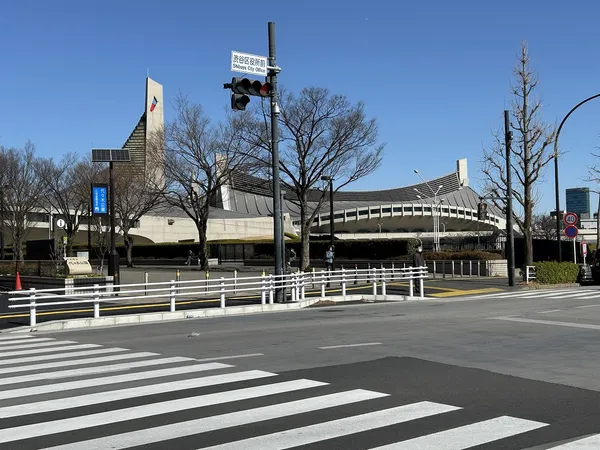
[547,433,600,448]
[0,362,231,400]
[492,316,600,331]
[0,370,279,418]
[194,353,264,362]
[538,310,562,314]
[0,340,77,351]
[0,357,193,386]
[0,347,127,366]
[200,401,461,450]
[2,379,331,444]
[370,415,548,449]
[0,344,104,359]
[319,342,382,350]
[576,305,600,309]
[0,334,33,341]
[41,389,387,450]
[0,337,56,346]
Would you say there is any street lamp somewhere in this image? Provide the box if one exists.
[414,170,443,252]
[321,176,335,264]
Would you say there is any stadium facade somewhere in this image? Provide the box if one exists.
[22,77,506,247]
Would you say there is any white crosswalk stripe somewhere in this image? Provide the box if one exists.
[548,434,600,448]
[0,335,589,449]
[470,289,600,301]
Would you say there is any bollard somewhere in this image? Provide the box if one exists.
[300,272,306,300]
[460,260,463,277]
[451,260,455,277]
[381,267,386,296]
[234,270,238,294]
[321,271,326,298]
[93,284,100,318]
[432,261,436,279]
[29,288,36,327]
[291,273,297,302]
[261,274,266,305]
[341,268,347,299]
[391,262,395,281]
[144,271,149,296]
[409,276,414,297]
[169,280,176,312]
[268,274,274,304]
[477,260,481,277]
[372,268,377,296]
[419,271,424,298]
[220,277,226,308]
[312,267,316,289]
[176,269,181,294]
[469,260,472,277]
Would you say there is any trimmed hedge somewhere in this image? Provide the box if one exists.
[423,250,504,261]
[533,261,579,284]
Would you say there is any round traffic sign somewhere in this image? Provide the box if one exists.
[564,224,578,239]
[564,212,578,226]
[56,218,66,229]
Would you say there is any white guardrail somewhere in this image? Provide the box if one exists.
[8,266,428,327]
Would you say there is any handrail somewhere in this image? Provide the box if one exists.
[8,266,429,327]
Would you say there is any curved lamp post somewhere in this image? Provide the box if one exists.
[554,93,600,262]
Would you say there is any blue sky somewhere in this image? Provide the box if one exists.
[1,0,599,214]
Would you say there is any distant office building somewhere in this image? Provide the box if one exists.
[566,188,590,220]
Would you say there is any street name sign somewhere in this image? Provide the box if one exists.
[92,184,108,215]
[231,51,268,76]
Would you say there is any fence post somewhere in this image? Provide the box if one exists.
[354,264,358,285]
[477,260,481,277]
[432,261,436,279]
[301,272,306,300]
[460,260,463,277]
[29,288,37,327]
[391,262,395,280]
[144,271,148,296]
[341,268,347,299]
[469,260,472,277]
[176,269,181,294]
[381,267,387,296]
[268,274,274,304]
[169,280,176,312]
[205,271,210,293]
[372,268,377,296]
[291,273,297,302]
[220,277,226,308]
[321,271,326,298]
[234,269,238,294]
[93,284,100,318]
[451,260,455,277]
[261,274,267,305]
[312,267,316,289]
[409,273,414,298]
[419,267,425,298]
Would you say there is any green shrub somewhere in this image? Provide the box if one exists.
[423,250,504,261]
[533,261,579,284]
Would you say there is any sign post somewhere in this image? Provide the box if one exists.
[582,241,588,264]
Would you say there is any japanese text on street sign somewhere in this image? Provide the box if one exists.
[92,184,108,215]
[231,51,268,76]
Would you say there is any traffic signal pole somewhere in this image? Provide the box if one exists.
[268,22,284,302]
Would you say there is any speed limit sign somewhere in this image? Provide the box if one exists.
[563,212,578,226]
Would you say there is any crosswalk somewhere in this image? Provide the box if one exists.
[0,333,595,448]
[468,288,600,301]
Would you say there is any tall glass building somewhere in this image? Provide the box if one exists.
[566,187,590,219]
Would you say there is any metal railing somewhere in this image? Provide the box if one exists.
[524,265,536,284]
[8,266,429,327]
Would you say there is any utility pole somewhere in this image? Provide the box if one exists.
[504,110,516,287]
[268,21,284,302]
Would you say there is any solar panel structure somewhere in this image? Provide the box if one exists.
[91,149,131,162]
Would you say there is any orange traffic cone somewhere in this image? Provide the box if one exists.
[15,272,22,291]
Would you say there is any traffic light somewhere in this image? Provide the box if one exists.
[477,202,488,220]
[225,77,273,111]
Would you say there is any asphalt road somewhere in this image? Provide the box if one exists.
[3,286,600,448]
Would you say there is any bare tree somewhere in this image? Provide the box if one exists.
[481,42,556,266]
[148,93,257,270]
[247,87,384,269]
[36,153,91,257]
[0,142,46,261]
[532,214,557,240]
[113,171,164,267]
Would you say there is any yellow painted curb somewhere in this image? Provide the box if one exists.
[429,287,504,298]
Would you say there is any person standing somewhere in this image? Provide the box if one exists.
[324,246,334,272]
[412,246,425,267]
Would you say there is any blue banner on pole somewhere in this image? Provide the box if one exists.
[91,184,108,215]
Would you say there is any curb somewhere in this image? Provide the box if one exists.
[2,294,428,334]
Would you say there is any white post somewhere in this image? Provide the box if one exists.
[220,277,226,308]
[460,260,463,277]
[29,288,37,327]
[261,274,266,305]
[93,284,100,318]
[469,260,472,277]
[573,238,577,264]
[419,267,424,298]
[477,260,481,277]
[372,268,377,296]
[268,274,274,304]
[312,267,316,289]
[234,269,238,294]
[451,260,455,277]
[321,271,326,298]
[144,271,148,296]
[301,272,306,300]
[291,273,297,302]
[526,266,530,284]
[381,266,387,296]
[432,261,436,279]
[341,267,347,299]
[409,276,414,297]
[169,280,176,312]
[391,262,395,280]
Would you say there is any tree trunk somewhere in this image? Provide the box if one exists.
[299,198,310,269]
[123,231,134,268]
[524,186,534,266]
[196,209,210,270]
